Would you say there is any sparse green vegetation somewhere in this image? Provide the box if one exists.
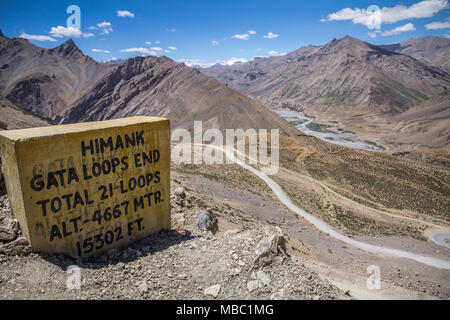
[305,122,334,133]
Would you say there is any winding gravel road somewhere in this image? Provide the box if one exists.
[201,144,450,270]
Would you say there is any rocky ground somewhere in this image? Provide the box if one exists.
[1,162,448,300]
[0,186,349,300]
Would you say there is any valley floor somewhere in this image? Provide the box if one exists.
[1,164,448,300]
[171,168,450,299]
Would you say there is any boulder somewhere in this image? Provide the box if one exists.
[192,210,219,234]
[0,237,31,255]
[0,217,19,242]
[253,233,287,268]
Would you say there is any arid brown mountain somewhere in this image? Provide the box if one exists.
[0,30,113,121]
[200,45,318,91]
[379,90,450,149]
[0,30,296,133]
[60,55,297,133]
[0,99,50,130]
[379,36,450,72]
[201,36,450,150]
[203,36,449,116]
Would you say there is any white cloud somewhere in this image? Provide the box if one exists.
[19,32,57,42]
[117,10,135,18]
[92,49,111,53]
[49,26,94,38]
[445,33,450,38]
[367,32,378,38]
[96,22,113,35]
[212,40,219,46]
[256,48,262,52]
[382,23,416,36]
[425,21,450,29]
[87,26,97,30]
[155,40,160,44]
[268,50,279,55]
[264,32,279,39]
[145,41,152,45]
[100,28,113,35]
[232,33,250,40]
[97,22,111,28]
[119,47,158,55]
[165,50,170,53]
[322,0,448,28]
[167,28,176,32]
[179,57,248,67]
[177,59,215,68]
[150,47,163,51]
[103,57,119,62]
[218,57,248,66]
[248,30,256,34]
[168,46,177,50]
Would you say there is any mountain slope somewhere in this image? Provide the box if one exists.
[0,30,296,133]
[0,30,113,120]
[200,35,450,150]
[200,45,318,91]
[207,36,449,116]
[379,36,450,72]
[0,99,50,129]
[60,55,297,133]
[381,90,450,148]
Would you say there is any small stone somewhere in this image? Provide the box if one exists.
[256,270,271,286]
[204,284,221,298]
[138,281,148,294]
[231,268,241,276]
[171,213,186,235]
[224,229,240,237]
[247,280,260,293]
[174,187,186,198]
[177,274,188,280]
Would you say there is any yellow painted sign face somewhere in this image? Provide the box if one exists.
[0,117,170,257]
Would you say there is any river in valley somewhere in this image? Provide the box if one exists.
[274,109,385,152]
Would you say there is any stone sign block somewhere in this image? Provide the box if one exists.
[0,117,170,257]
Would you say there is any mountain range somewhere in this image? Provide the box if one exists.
[0,29,295,134]
[1,29,449,150]
[201,36,450,150]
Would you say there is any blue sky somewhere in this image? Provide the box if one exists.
[0,0,449,66]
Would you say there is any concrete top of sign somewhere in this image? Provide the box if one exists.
[0,116,169,142]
